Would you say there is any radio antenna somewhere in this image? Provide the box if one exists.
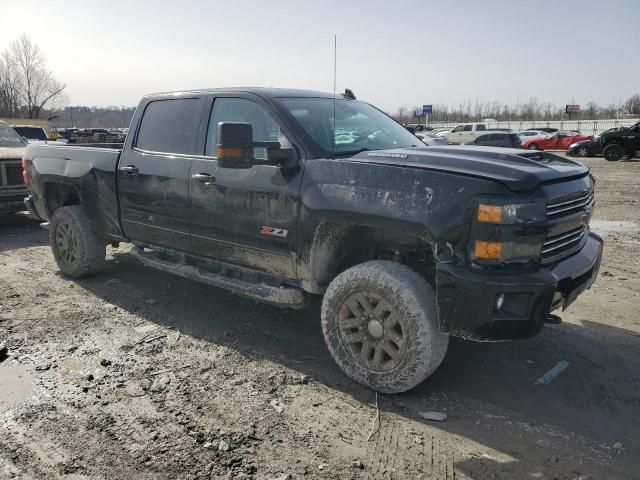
[332,34,337,159]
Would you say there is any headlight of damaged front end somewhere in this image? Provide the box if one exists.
[471,201,546,264]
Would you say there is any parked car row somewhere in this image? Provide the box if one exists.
[567,122,640,161]
[55,127,128,142]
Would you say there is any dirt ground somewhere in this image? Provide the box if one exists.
[0,156,639,480]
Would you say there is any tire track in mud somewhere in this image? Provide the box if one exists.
[368,418,460,479]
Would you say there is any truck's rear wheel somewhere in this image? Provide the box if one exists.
[603,144,624,161]
[50,205,106,278]
[321,260,448,394]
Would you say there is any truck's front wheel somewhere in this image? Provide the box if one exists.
[321,260,448,394]
[50,205,106,278]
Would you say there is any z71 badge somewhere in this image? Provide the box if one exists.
[260,226,289,238]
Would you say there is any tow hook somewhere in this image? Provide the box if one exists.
[545,314,562,324]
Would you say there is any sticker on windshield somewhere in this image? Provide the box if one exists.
[367,152,409,159]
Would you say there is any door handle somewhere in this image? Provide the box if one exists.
[120,165,139,175]
[192,173,216,184]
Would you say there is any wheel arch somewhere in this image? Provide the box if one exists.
[299,221,437,294]
[43,181,81,218]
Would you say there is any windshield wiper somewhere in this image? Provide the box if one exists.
[332,147,370,157]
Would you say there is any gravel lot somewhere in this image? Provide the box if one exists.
[1,155,639,479]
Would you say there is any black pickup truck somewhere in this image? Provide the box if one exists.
[23,88,603,393]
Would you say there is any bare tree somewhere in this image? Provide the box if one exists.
[0,51,21,117]
[622,94,640,115]
[3,34,66,119]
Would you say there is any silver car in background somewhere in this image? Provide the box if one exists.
[416,131,448,146]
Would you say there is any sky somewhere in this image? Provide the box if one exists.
[1,0,639,111]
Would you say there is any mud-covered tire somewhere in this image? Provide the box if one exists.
[321,260,448,394]
[603,144,624,162]
[49,205,106,278]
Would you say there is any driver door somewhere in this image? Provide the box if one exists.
[188,94,303,279]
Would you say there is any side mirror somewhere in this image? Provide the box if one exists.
[217,121,296,169]
[405,126,416,134]
[216,122,254,169]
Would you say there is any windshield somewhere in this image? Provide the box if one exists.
[0,124,26,147]
[12,126,48,141]
[279,98,420,156]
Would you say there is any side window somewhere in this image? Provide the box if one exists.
[463,125,473,131]
[135,99,201,155]
[206,97,288,159]
[476,124,486,131]
[452,125,464,132]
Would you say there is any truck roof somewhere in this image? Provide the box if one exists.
[144,87,338,101]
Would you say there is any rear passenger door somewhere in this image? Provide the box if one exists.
[118,96,206,251]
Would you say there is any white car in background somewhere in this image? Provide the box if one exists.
[430,127,453,135]
[415,131,448,146]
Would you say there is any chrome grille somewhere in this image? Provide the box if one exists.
[542,188,594,263]
[542,226,587,259]
[547,190,594,217]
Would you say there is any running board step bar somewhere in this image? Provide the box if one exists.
[130,247,305,308]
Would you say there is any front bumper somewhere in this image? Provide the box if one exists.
[436,232,603,340]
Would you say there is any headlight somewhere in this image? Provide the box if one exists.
[477,202,546,224]
[472,201,546,264]
[473,239,542,262]
[569,142,577,149]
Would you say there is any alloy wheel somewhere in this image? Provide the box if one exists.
[55,221,78,266]
[338,291,407,372]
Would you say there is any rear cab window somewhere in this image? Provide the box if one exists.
[135,98,203,155]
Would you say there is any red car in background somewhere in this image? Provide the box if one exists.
[521,131,592,151]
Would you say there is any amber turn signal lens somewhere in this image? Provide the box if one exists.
[477,204,502,223]
[474,240,502,260]
[216,147,246,158]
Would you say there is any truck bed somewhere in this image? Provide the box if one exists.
[24,142,124,240]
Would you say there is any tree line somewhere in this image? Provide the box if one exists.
[393,95,640,124]
[50,106,136,128]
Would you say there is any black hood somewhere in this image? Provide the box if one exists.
[351,146,589,192]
